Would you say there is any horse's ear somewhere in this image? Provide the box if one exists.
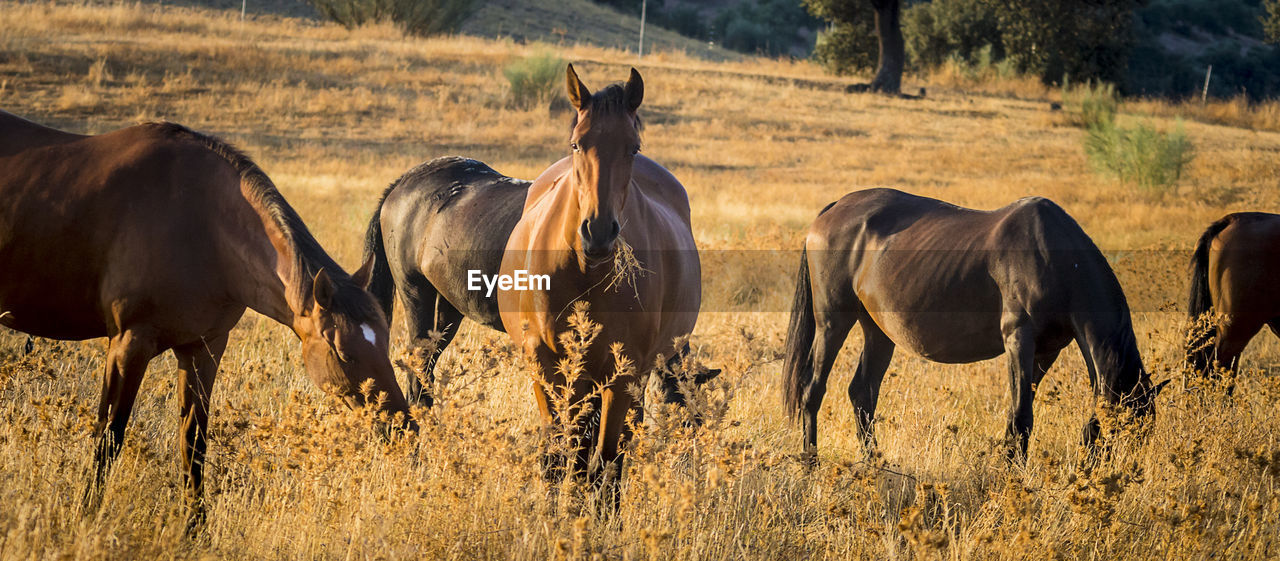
[694,367,721,385]
[566,64,591,111]
[312,269,335,310]
[624,67,643,113]
[351,254,376,290]
[1152,378,1171,397]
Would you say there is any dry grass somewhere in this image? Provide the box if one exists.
[2,2,1280,559]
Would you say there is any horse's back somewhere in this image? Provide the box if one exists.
[379,157,530,327]
[0,121,250,341]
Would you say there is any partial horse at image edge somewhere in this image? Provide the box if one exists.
[1187,211,1280,390]
[0,110,412,527]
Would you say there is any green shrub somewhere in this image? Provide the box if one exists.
[504,52,564,110]
[1084,116,1194,195]
[1067,80,1119,130]
[305,0,474,37]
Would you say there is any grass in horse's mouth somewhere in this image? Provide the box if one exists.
[604,237,650,297]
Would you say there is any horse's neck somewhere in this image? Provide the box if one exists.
[1075,300,1142,396]
[235,192,321,332]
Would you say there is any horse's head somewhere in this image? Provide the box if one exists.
[565,63,643,265]
[1122,371,1169,422]
[297,256,412,427]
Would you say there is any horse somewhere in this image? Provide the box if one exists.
[363,157,717,411]
[0,111,412,524]
[1187,212,1280,391]
[782,188,1165,461]
[497,65,702,482]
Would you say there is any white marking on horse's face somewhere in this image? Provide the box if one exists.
[361,324,377,346]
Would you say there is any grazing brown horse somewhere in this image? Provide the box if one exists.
[0,111,411,521]
[783,189,1164,461]
[497,65,702,480]
[363,156,717,409]
[1187,212,1280,388]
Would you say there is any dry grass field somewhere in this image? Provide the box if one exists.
[2,2,1280,559]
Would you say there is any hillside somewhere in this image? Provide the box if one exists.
[459,0,740,60]
[133,0,740,59]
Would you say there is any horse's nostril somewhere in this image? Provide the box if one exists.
[579,219,590,239]
[610,220,620,237]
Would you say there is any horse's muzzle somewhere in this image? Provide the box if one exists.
[579,218,619,262]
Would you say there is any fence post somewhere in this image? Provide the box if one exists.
[1201,65,1212,105]
[638,0,646,59]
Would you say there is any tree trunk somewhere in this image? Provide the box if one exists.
[869,0,904,94]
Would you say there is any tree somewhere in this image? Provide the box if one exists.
[805,0,905,94]
[984,0,1145,86]
[1265,0,1280,44]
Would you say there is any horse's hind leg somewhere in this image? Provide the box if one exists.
[1213,318,1264,396]
[174,333,228,532]
[801,309,856,460]
[401,286,462,408]
[846,321,895,456]
[84,328,158,510]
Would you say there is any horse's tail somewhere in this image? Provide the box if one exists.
[782,246,816,420]
[1187,215,1233,374]
[363,184,398,323]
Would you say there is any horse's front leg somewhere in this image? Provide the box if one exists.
[1002,318,1038,462]
[174,332,228,534]
[588,380,639,511]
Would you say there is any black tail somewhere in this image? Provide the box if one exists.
[1187,215,1233,374]
[782,246,816,420]
[363,184,398,323]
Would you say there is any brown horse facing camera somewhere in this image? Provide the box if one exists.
[783,189,1166,462]
[1188,212,1280,392]
[498,66,702,482]
[363,156,718,411]
[0,111,411,523]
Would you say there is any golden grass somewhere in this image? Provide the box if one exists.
[2,2,1280,559]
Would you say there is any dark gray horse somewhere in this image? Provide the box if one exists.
[783,188,1165,461]
[364,157,717,409]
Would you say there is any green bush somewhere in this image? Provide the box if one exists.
[1067,80,1119,129]
[1082,91,1194,195]
[305,0,474,36]
[504,52,565,110]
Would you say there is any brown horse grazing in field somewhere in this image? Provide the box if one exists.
[0,111,412,523]
[497,65,702,481]
[783,189,1165,461]
[363,156,717,409]
[1187,212,1280,390]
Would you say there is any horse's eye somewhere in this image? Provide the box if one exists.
[570,142,580,152]
[631,146,640,155]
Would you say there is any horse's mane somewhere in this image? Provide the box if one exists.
[149,122,366,314]
[569,83,644,133]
